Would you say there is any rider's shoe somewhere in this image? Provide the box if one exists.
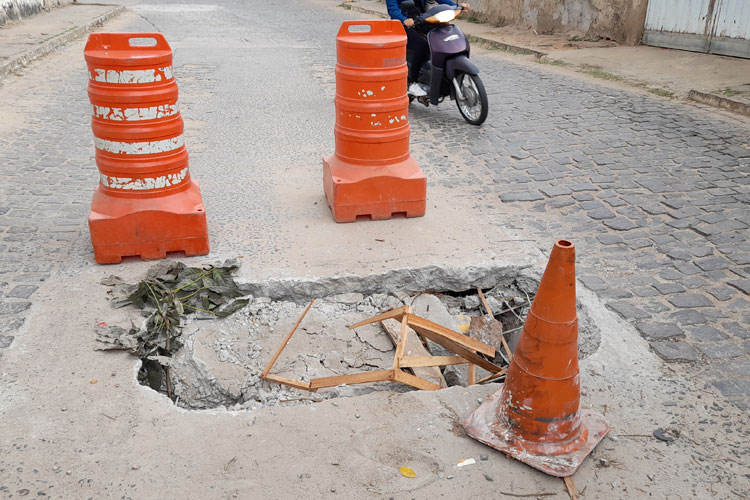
[408,82,427,97]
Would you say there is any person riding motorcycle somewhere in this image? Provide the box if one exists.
[386,0,470,97]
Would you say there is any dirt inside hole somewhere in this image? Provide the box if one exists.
[136,276,601,410]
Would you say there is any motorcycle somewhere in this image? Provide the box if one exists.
[401,0,488,125]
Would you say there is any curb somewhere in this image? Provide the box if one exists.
[339,2,544,57]
[0,3,124,81]
[688,89,750,117]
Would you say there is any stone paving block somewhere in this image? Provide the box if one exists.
[572,193,594,201]
[651,341,698,362]
[604,217,637,231]
[499,191,544,202]
[707,286,736,301]
[579,275,607,291]
[695,257,733,271]
[607,300,651,320]
[603,197,627,207]
[7,285,38,299]
[689,247,714,258]
[0,301,31,315]
[539,186,572,197]
[587,208,616,220]
[698,342,745,359]
[666,250,691,260]
[669,309,708,326]
[712,380,750,398]
[654,283,686,295]
[727,253,750,265]
[727,278,750,295]
[674,262,702,276]
[687,326,729,342]
[668,294,713,308]
[636,322,684,340]
[722,322,749,339]
[597,234,623,245]
[633,287,659,298]
[0,335,14,348]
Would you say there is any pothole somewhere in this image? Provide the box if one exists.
[128,264,601,410]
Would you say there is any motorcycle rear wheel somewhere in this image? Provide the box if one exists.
[454,72,488,125]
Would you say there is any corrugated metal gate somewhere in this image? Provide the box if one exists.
[643,0,750,59]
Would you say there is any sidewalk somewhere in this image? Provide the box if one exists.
[0,2,123,80]
[343,0,750,116]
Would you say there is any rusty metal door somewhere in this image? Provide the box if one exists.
[643,0,750,58]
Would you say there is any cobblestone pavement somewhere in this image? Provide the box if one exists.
[405,56,750,410]
[0,0,748,417]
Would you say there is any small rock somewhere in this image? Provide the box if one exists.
[653,428,676,442]
[354,412,360,419]
[598,458,610,467]
[330,488,336,493]
[446,475,454,480]
[331,460,339,466]
[607,434,619,442]
[66,471,71,475]
[647,474,655,481]
[479,454,488,461]
[483,474,494,482]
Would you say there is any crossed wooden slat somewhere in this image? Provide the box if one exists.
[261,302,505,392]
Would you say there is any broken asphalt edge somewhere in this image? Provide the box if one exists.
[340,1,750,118]
[0,4,125,81]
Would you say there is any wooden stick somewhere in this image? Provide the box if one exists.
[407,315,495,357]
[399,355,467,368]
[348,305,408,330]
[477,287,514,361]
[468,363,476,385]
[408,322,501,373]
[261,299,315,378]
[564,477,579,500]
[263,374,313,392]
[382,318,446,388]
[392,309,411,370]
[476,369,507,384]
[309,369,393,390]
[392,370,443,391]
[498,493,556,498]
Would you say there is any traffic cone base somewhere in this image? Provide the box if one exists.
[464,389,610,477]
[322,155,426,223]
[89,180,209,264]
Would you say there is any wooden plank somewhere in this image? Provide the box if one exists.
[309,369,393,390]
[407,315,495,357]
[392,309,411,370]
[468,363,476,386]
[476,369,507,385]
[399,355,466,368]
[382,319,447,388]
[348,305,408,330]
[262,374,313,392]
[261,299,315,377]
[408,322,502,373]
[393,370,443,391]
[477,288,514,361]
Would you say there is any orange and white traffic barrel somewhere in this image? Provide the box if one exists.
[84,33,209,264]
[323,20,427,223]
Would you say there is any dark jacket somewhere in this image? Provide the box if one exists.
[386,0,458,22]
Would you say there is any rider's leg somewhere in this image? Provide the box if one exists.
[405,28,430,84]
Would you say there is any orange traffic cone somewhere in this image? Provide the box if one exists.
[464,240,609,477]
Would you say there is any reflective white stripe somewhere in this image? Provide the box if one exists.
[100,167,189,191]
[93,103,180,121]
[94,135,184,155]
[90,66,173,84]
